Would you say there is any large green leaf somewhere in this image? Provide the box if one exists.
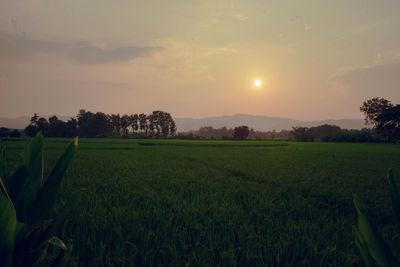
[5,165,28,202]
[28,137,78,229]
[353,194,397,267]
[15,132,44,223]
[13,222,27,267]
[0,189,17,267]
[0,178,11,202]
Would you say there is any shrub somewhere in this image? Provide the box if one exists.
[0,133,83,266]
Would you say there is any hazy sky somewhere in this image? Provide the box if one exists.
[1,0,400,119]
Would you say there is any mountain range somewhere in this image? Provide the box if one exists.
[0,114,368,132]
[175,114,368,132]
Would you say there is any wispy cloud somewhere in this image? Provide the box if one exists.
[0,31,162,65]
[329,54,400,99]
[66,44,161,65]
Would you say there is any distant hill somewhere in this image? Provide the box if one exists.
[0,114,368,132]
[175,114,368,132]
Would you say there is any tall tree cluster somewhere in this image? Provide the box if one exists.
[25,114,78,137]
[24,110,176,138]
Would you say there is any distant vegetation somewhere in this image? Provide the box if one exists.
[0,127,21,138]
[18,97,399,143]
[233,126,250,140]
[24,110,176,138]
[292,97,400,143]
[291,124,382,143]
[176,126,291,140]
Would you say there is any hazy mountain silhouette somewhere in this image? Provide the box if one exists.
[0,114,368,132]
[175,114,368,132]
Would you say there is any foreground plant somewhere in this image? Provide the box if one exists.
[353,169,400,266]
[0,133,83,267]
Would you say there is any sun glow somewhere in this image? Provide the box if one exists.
[254,80,262,87]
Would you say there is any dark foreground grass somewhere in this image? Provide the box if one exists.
[2,138,400,266]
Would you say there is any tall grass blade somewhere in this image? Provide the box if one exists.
[0,178,11,202]
[28,137,78,229]
[353,194,396,267]
[353,226,376,267]
[48,236,67,250]
[5,166,28,202]
[0,189,17,267]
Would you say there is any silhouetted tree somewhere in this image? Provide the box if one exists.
[321,128,382,143]
[110,114,122,136]
[0,127,11,137]
[77,110,112,137]
[24,110,175,138]
[233,126,250,140]
[169,119,177,136]
[361,97,400,142]
[138,113,148,134]
[121,114,130,136]
[30,113,39,126]
[44,116,78,137]
[129,114,139,133]
[149,111,176,137]
[10,129,21,137]
[292,127,314,142]
[360,97,393,126]
[148,114,156,136]
[24,125,38,137]
[36,117,49,135]
[310,124,341,138]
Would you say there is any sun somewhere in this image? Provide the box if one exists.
[254,80,262,87]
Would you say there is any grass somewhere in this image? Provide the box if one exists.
[2,138,400,266]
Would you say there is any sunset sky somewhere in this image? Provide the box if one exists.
[1,0,400,120]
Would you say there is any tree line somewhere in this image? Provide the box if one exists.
[291,97,400,143]
[175,126,291,140]
[291,124,382,143]
[0,127,22,138]
[24,110,176,138]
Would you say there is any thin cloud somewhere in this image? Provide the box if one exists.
[0,31,162,65]
[66,44,161,65]
[329,54,400,99]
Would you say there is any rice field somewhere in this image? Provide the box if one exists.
[2,138,400,266]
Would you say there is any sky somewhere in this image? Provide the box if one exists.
[1,0,400,120]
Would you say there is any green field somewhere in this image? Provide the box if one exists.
[2,138,400,266]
